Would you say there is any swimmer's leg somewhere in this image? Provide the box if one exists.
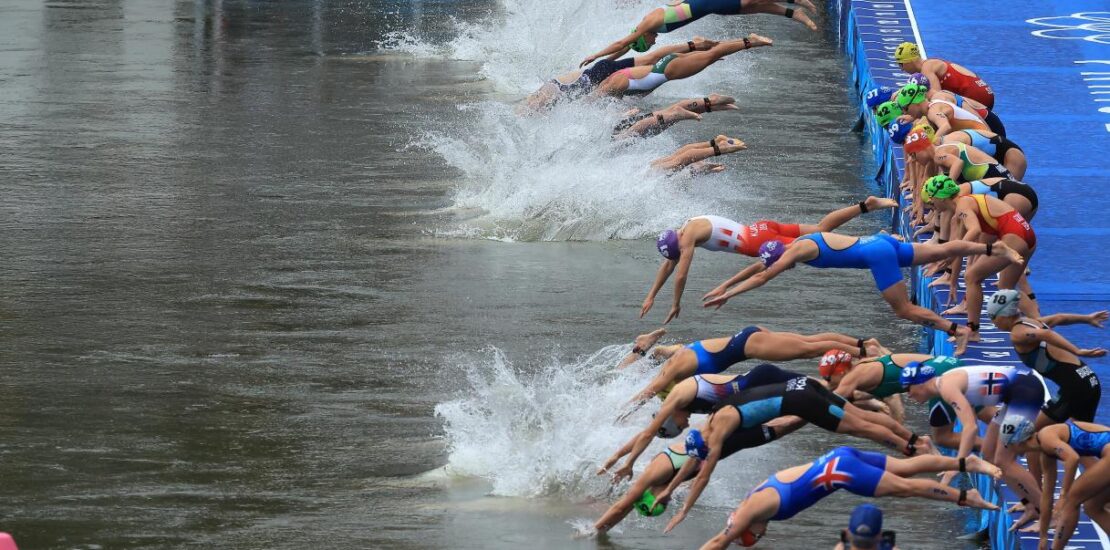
[879,281,973,355]
[677,94,738,114]
[663,34,773,81]
[616,105,702,139]
[835,408,909,451]
[872,472,997,509]
[883,454,1001,479]
[910,239,1023,266]
[651,135,746,172]
[740,3,817,31]
[799,196,900,234]
[743,330,858,360]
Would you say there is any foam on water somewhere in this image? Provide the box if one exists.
[435,346,774,508]
[382,0,755,241]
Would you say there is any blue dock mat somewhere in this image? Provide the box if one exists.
[834,0,1110,548]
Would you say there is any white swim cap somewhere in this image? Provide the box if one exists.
[1001,414,1036,446]
[987,289,1021,319]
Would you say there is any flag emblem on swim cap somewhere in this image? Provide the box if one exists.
[819,350,853,378]
[903,128,933,154]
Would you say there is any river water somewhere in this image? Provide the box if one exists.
[0,0,984,548]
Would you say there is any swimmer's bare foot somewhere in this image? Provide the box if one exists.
[942,301,968,316]
[747,33,773,48]
[952,325,971,356]
[791,9,818,31]
[992,242,1024,265]
[914,435,938,456]
[962,489,998,511]
[1009,506,1039,531]
[633,328,667,352]
[965,455,1002,479]
[714,135,746,154]
[1018,520,1041,533]
[923,261,947,277]
[864,196,899,211]
[1008,501,1026,514]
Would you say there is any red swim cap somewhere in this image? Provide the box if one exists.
[819,350,853,378]
[902,128,932,154]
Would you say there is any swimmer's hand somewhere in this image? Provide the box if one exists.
[597,454,621,476]
[702,294,730,309]
[702,286,725,302]
[612,464,634,484]
[663,508,688,533]
[640,297,655,318]
[1078,347,1107,358]
[664,304,680,324]
[1087,310,1108,328]
[579,54,598,68]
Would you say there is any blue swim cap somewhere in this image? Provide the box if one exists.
[899,362,937,388]
[758,240,785,267]
[656,229,680,260]
[887,119,912,144]
[865,86,896,111]
[685,429,708,460]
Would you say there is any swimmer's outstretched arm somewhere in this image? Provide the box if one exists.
[643,258,677,318]
[612,400,684,479]
[1038,310,1108,328]
[704,261,764,302]
[1013,323,1107,358]
[651,136,747,172]
[597,437,637,476]
[704,247,805,308]
[662,424,728,533]
[580,12,663,67]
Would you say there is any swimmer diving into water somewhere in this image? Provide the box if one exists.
[523,37,721,112]
[650,135,748,174]
[702,231,1025,355]
[594,35,773,98]
[580,0,814,68]
[697,447,999,548]
[628,326,878,405]
[643,196,898,323]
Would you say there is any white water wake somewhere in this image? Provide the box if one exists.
[383,0,758,241]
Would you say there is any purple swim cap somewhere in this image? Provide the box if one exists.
[656,230,680,260]
[758,240,785,267]
[908,72,929,87]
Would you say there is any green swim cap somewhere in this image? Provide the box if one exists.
[631,29,650,52]
[634,489,666,517]
[874,101,903,128]
[896,83,929,108]
[922,175,960,201]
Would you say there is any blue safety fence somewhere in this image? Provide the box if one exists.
[832,1,1109,548]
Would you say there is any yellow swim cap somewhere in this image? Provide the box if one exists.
[894,42,920,63]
